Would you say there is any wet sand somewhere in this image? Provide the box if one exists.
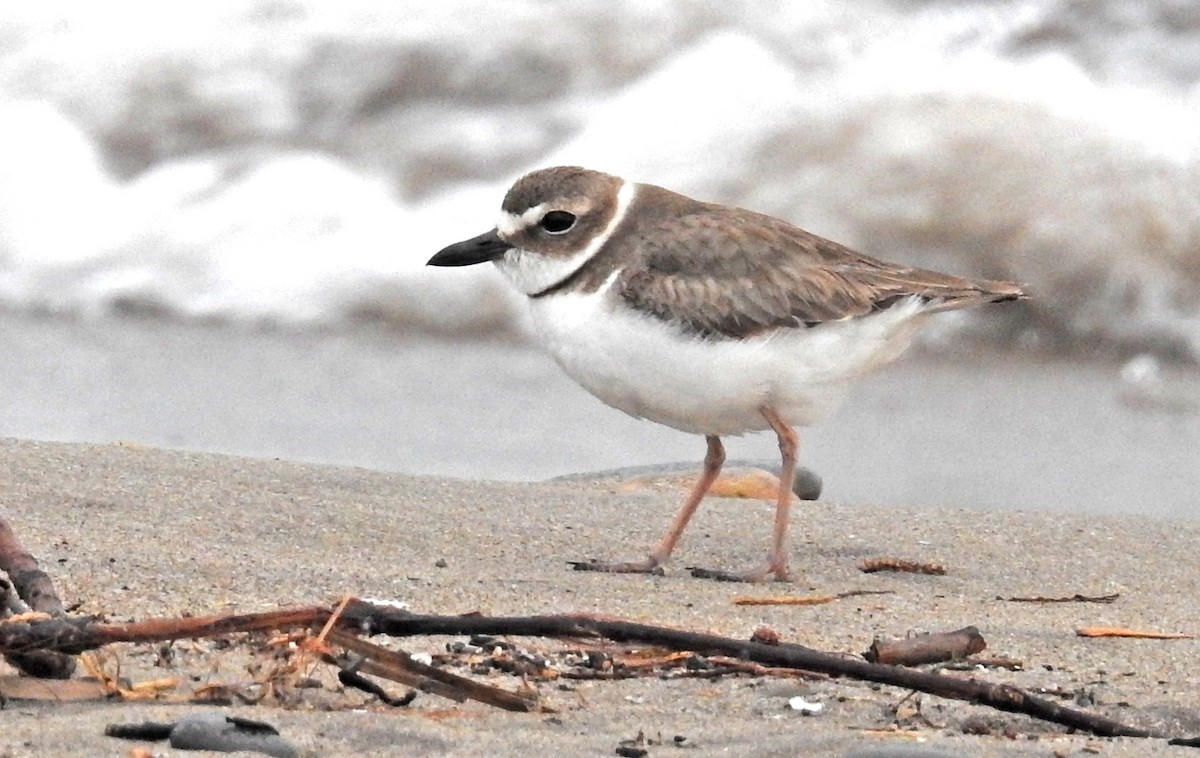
[2,438,1198,757]
[2,314,1198,518]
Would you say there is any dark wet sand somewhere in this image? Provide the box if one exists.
[2,438,1198,757]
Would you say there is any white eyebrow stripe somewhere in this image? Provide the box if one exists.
[577,180,635,263]
[496,203,547,237]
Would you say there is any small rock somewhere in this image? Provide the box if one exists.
[168,713,298,758]
[792,466,823,501]
[787,695,824,715]
[750,625,780,645]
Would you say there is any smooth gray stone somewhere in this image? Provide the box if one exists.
[169,713,298,758]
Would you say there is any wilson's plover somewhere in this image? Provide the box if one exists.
[429,166,1025,582]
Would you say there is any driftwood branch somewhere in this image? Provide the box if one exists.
[341,601,1161,739]
[326,628,539,712]
[0,606,539,711]
[0,516,74,678]
[0,606,331,656]
[864,626,988,666]
[0,517,64,616]
[0,600,1176,739]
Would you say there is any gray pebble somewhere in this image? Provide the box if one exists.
[169,713,298,758]
[791,465,823,500]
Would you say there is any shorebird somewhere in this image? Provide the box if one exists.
[429,166,1025,581]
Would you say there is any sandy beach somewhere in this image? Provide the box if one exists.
[2,436,1198,757]
[3,5,1200,756]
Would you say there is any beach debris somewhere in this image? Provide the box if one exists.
[886,691,942,732]
[686,565,746,581]
[569,558,666,576]
[0,674,110,701]
[863,626,987,666]
[858,558,946,575]
[787,695,824,715]
[750,626,780,644]
[615,730,687,757]
[558,460,823,501]
[711,468,788,499]
[942,656,1024,671]
[1075,627,1193,640]
[615,466,787,501]
[356,597,410,611]
[1003,593,1119,604]
[0,598,1179,741]
[336,663,417,707]
[1168,735,1200,747]
[106,713,298,758]
[0,517,75,678]
[105,721,176,740]
[961,713,1024,738]
[77,649,181,700]
[734,589,894,606]
[323,627,541,711]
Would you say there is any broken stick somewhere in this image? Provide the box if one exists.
[863,626,987,666]
[0,601,1174,739]
[342,602,1158,739]
[0,516,74,678]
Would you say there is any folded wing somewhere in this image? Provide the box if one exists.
[616,206,1024,339]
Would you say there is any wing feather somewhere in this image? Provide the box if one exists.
[616,203,1024,339]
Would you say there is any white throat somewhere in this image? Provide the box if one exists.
[493,181,636,296]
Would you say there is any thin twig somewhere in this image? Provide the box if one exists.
[0,600,1173,738]
[343,602,1160,739]
[0,516,74,678]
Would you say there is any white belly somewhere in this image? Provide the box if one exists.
[527,280,928,436]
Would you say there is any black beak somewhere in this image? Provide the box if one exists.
[427,229,513,267]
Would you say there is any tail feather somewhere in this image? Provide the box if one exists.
[864,265,1027,314]
[921,276,1027,313]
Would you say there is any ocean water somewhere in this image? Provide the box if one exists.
[0,1,1198,357]
[0,3,1197,519]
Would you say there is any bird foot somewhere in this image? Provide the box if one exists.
[687,563,792,583]
[568,558,666,576]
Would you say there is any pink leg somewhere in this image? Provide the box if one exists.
[687,406,796,583]
[572,435,725,575]
[760,406,797,581]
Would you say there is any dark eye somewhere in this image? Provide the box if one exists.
[539,210,576,234]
